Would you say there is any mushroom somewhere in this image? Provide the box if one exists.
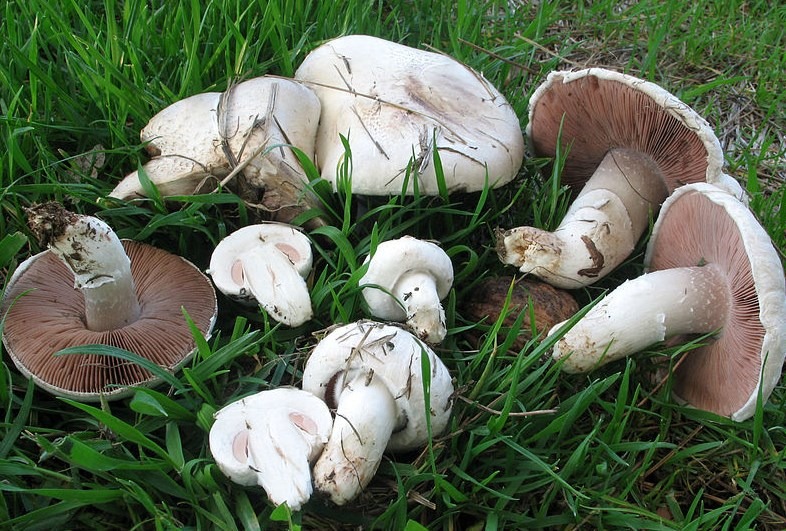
[497,68,745,289]
[301,320,454,505]
[207,223,313,326]
[110,76,323,225]
[359,236,454,343]
[550,183,786,421]
[0,203,217,400]
[294,34,525,196]
[208,387,333,511]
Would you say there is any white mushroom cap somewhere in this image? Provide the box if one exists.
[294,34,524,195]
[207,223,313,326]
[359,236,454,343]
[208,387,333,511]
[302,320,454,504]
[111,76,322,224]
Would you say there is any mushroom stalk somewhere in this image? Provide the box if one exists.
[552,264,729,373]
[28,205,141,332]
[312,372,397,505]
[498,149,668,289]
[395,270,447,343]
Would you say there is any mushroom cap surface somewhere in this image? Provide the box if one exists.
[360,236,453,321]
[527,68,725,193]
[294,34,525,195]
[302,320,454,451]
[644,182,786,420]
[1,241,218,400]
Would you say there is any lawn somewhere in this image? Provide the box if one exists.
[2,0,785,529]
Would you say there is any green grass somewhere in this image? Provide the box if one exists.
[2,0,786,529]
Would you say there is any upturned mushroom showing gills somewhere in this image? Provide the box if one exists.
[110,76,322,225]
[497,68,744,289]
[359,236,454,343]
[294,34,525,196]
[208,387,333,511]
[550,183,786,421]
[207,223,313,326]
[0,203,217,400]
[302,320,454,505]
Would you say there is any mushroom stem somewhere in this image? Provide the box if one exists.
[313,371,397,505]
[27,205,141,332]
[498,149,668,289]
[395,270,447,343]
[551,264,730,373]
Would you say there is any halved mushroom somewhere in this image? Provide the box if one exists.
[550,183,786,421]
[207,223,313,326]
[1,203,217,400]
[302,320,454,505]
[111,76,323,224]
[359,236,454,343]
[497,68,744,288]
[209,387,333,511]
[294,35,525,196]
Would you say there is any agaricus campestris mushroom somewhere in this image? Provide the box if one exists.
[294,34,525,196]
[497,68,745,289]
[110,76,323,224]
[550,183,786,421]
[207,223,313,326]
[209,387,333,511]
[0,203,217,400]
[302,320,454,505]
[359,236,454,343]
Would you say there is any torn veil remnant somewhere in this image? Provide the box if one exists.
[294,34,525,196]
[549,183,786,421]
[302,320,454,505]
[1,202,217,400]
[497,68,745,289]
[110,76,323,225]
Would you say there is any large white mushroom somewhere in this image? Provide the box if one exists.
[294,34,525,196]
[207,223,313,326]
[497,68,745,289]
[550,183,786,421]
[209,387,333,511]
[111,76,323,224]
[359,236,454,343]
[302,320,454,505]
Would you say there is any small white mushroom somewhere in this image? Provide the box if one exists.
[359,236,454,343]
[207,223,313,326]
[209,387,333,511]
[302,320,454,505]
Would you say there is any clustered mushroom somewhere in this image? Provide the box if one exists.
[6,33,782,517]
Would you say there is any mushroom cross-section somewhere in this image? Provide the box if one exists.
[301,320,454,505]
[294,34,525,196]
[497,68,744,289]
[208,387,333,511]
[0,203,218,401]
[110,76,323,225]
[359,236,454,343]
[207,222,313,326]
[549,183,786,421]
